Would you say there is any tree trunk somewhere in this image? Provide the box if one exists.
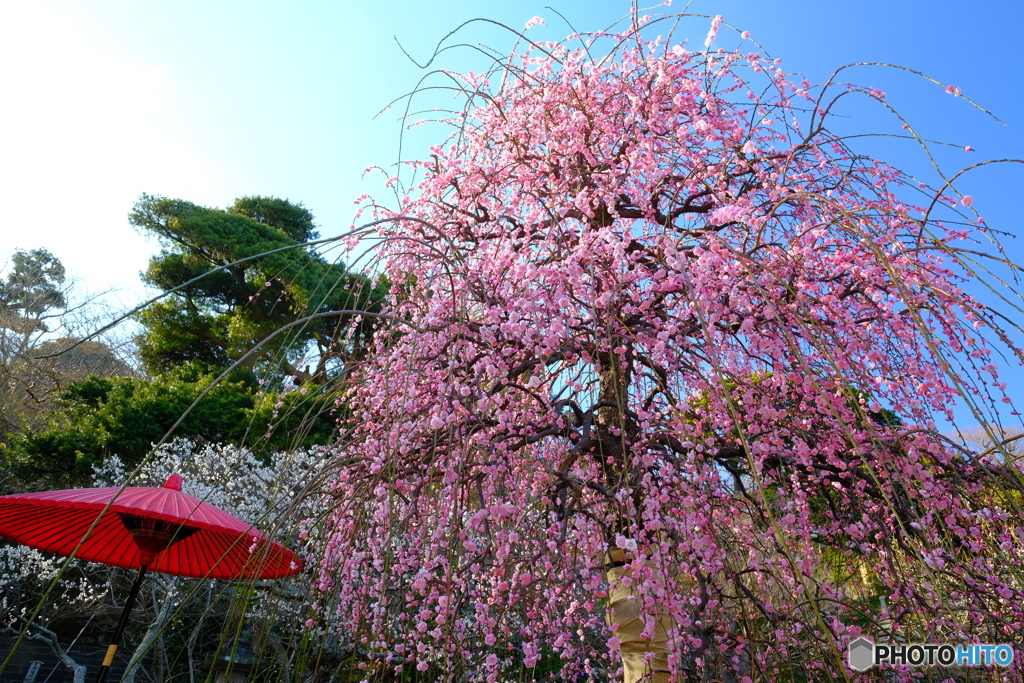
[122,577,179,683]
[605,548,675,683]
[187,582,214,683]
[19,625,87,683]
[264,630,291,683]
[595,344,675,681]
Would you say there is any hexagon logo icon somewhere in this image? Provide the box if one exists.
[848,637,875,671]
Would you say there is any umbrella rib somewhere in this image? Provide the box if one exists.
[0,479,300,581]
[8,506,97,551]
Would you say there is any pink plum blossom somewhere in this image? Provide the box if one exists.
[313,11,1024,683]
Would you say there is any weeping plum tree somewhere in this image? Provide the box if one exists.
[312,12,1024,682]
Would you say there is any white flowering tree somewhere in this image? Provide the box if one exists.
[2,438,325,682]
[0,546,97,683]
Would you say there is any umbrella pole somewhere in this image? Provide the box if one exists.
[95,564,148,683]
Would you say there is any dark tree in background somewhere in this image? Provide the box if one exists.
[0,250,134,444]
[0,248,66,325]
[131,194,387,384]
[0,249,70,436]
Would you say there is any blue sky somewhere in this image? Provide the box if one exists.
[0,0,1021,423]
[1,0,1020,292]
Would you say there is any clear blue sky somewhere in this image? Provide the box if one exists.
[1,0,1021,422]
[1,0,1020,291]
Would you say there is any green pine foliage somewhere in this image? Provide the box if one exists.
[131,193,387,383]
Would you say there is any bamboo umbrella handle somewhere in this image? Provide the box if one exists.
[94,564,148,683]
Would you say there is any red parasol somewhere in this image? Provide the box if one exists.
[0,473,301,682]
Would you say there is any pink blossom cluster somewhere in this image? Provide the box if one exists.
[314,14,1024,682]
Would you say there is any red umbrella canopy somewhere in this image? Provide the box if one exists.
[0,474,301,579]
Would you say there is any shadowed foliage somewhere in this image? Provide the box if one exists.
[131,194,387,385]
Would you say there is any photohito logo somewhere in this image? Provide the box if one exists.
[848,637,1014,671]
